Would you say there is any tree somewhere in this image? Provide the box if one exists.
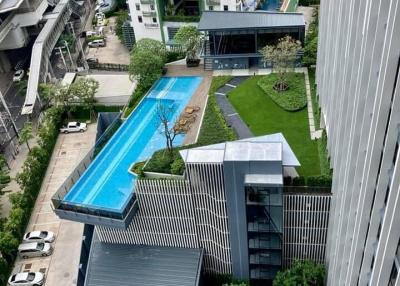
[155,101,182,154]
[69,78,99,120]
[129,48,164,88]
[0,231,19,261]
[174,25,202,61]
[273,260,325,286]
[19,122,33,152]
[261,36,302,91]
[132,38,166,62]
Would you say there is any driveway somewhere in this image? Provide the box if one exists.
[12,124,97,286]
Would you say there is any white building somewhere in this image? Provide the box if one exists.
[126,0,286,44]
[317,0,400,285]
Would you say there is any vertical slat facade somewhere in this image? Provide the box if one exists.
[283,194,331,268]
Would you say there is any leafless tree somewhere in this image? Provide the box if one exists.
[155,101,182,154]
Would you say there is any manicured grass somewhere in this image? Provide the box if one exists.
[257,73,307,111]
[227,76,321,176]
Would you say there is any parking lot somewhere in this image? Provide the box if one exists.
[86,17,130,65]
[12,124,97,286]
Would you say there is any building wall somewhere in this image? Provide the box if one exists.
[127,0,162,42]
[283,193,330,267]
[317,0,400,285]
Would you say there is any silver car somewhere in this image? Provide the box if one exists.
[23,231,55,243]
[18,242,53,259]
[8,272,44,286]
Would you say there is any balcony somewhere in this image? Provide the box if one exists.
[250,267,280,280]
[144,23,159,28]
[248,221,281,233]
[142,11,157,17]
[140,0,155,4]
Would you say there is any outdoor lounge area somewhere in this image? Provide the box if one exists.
[198,11,305,70]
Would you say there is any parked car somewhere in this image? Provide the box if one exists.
[60,122,87,134]
[13,69,24,82]
[86,57,99,63]
[8,272,44,286]
[23,231,55,243]
[88,39,105,48]
[18,242,53,259]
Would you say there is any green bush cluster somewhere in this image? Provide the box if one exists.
[284,175,332,187]
[303,8,319,67]
[163,15,200,22]
[299,0,319,6]
[115,10,129,44]
[257,73,307,111]
[273,260,325,286]
[70,105,123,121]
[165,51,185,63]
[123,83,151,117]
[0,107,62,283]
[131,161,146,178]
[144,76,237,175]
[317,130,332,176]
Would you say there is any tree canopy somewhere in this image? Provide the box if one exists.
[129,39,165,87]
[273,260,325,286]
[260,36,302,91]
[174,25,202,60]
[19,122,33,152]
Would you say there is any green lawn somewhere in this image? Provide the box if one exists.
[227,76,321,176]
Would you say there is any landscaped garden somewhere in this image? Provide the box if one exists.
[227,75,321,177]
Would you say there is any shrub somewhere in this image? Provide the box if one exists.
[274,260,325,286]
[131,161,146,178]
[166,51,185,63]
[163,15,200,22]
[307,175,332,187]
[143,149,181,174]
[170,157,185,175]
[257,73,307,111]
[292,176,306,186]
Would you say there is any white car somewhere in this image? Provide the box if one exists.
[18,242,53,259]
[13,69,24,82]
[60,122,87,133]
[8,272,44,286]
[23,231,55,243]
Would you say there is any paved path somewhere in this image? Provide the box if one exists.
[303,68,323,140]
[214,77,253,139]
[12,125,97,286]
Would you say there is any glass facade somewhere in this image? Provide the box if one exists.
[246,186,283,283]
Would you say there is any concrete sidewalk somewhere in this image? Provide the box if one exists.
[12,125,97,286]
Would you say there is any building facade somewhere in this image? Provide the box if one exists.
[317,0,400,285]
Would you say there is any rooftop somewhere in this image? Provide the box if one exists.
[180,133,300,166]
[0,0,23,13]
[198,11,305,31]
[85,234,203,286]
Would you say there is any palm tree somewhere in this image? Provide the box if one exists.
[19,122,33,152]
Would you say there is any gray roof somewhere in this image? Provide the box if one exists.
[85,235,203,286]
[198,11,305,31]
[0,0,23,13]
[180,133,300,166]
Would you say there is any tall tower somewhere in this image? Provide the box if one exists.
[317,0,400,285]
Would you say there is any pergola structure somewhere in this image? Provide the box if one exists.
[198,11,305,70]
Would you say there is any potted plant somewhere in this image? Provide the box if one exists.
[174,26,202,67]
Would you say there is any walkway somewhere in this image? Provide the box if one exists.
[12,125,97,286]
[214,77,253,139]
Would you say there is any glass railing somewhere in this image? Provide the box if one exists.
[250,252,282,266]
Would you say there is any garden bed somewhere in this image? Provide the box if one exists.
[257,73,307,111]
[141,76,236,175]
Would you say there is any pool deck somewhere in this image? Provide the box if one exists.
[165,64,212,145]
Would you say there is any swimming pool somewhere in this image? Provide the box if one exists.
[62,76,203,213]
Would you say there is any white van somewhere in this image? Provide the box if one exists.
[88,39,105,48]
[18,242,53,259]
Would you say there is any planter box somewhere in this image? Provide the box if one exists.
[143,171,185,180]
[186,59,200,67]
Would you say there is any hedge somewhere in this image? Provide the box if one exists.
[257,73,307,111]
[123,82,154,117]
[163,15,200,22]
[284,175,332,187]
[0,107,63,284]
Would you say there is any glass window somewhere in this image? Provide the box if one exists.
[223,5,228,10]
[135,4,140,10]
[209,5,213,10]
[150,4,155,10]
[138,16,143,23]
[152,17,157,23]
[388,261,398,286]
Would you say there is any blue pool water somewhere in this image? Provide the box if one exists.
[259,0,280,11]
[63,76,203,212]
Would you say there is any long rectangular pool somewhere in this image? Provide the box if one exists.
[62,76,203,213]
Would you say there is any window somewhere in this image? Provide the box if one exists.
[150,4,155,10]
[152,17,157,23]
[223,5,228,10]
[138,16,143,23]
[209,5,213,10]
[135,4,140,10]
